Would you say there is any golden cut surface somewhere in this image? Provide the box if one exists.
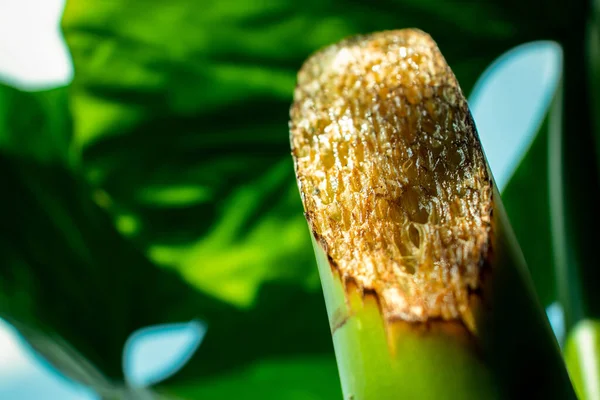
[290,29,493,331]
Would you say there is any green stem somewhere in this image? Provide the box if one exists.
[310,189,575,399]
[312,236,499,400]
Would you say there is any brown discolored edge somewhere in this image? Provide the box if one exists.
[330,305,352,335]
[291,29,495,334]
[318,228,490,346]
[322,253,484,359]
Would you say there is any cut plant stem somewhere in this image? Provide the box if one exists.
[290,29,575,399]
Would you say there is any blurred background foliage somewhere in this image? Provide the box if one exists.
[0,0,598,398]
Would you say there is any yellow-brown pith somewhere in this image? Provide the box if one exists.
[290,29,493,332]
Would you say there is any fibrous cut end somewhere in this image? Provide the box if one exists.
[290,29,493,332]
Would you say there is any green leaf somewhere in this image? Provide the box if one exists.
[0,83,71,163]
[163,357,341,400]
[502,118,556,308]
[547,0,600,333]
[0,147,335,384]
[564,320,600,400]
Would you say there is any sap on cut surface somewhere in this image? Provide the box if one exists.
[290,29,493,332]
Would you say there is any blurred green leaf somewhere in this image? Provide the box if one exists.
[547,0,600,332]
[0,84,334,392]
[0,144,336,386]
[0,84,70,163]
[501,122,556,308]
[163,356,341,400]
[564,320,600,400]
